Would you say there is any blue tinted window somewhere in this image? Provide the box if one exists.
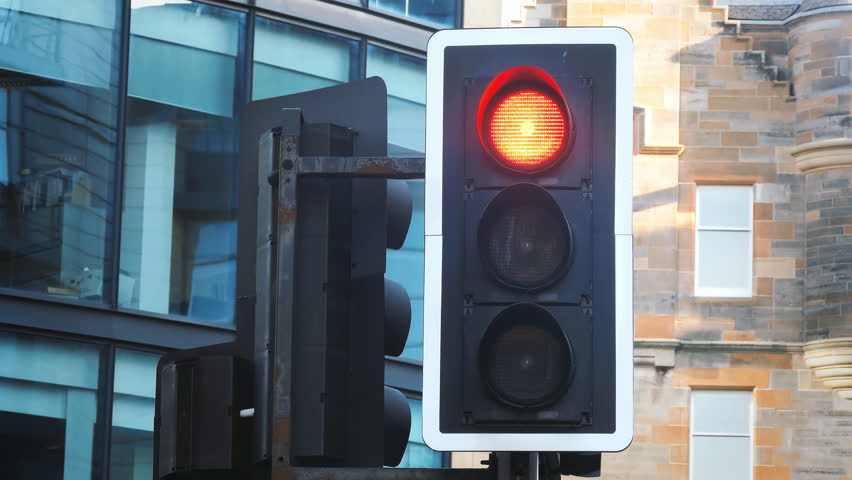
[118,1,245,325]
[0,331,106,478]
[366,45,425,157]
[369,0,457,28]
[0,0,122,302]
[399,398,444,467]
[110,348,159,480]
[386,180,424,361]
[252,17,357,100]
[370,46,426,361]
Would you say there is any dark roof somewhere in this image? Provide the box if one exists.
[727,4,800,20]
[802,0,852,12]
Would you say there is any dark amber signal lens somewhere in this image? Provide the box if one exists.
[478,183,574,291]
[479,303,573,408]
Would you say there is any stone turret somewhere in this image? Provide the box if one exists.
[788,2,852,398]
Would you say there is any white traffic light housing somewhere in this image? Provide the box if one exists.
[422,27,634,453]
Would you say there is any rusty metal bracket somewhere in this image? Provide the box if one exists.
[269,130,301,474]
[297,156,426,179]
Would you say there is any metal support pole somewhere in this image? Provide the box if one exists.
[496,453,511,480]
[495,452,542,480]
[253,128,277,465]
[270,127,302,473]
[528,453,539,480]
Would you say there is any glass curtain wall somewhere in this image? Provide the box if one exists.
[118,1,245,325]
[0,0,122,302]
[0,332,107,479]
[0,0,447,474]
[367,45,426,361]
[387,180,424,361]
[369,0,456,28]
[398,398,443,467]
[109,349,159,480]
[366,45,425,157]
[252,17,357,101]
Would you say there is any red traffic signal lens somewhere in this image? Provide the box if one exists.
[488,90,567,170]
[477,66,573,173]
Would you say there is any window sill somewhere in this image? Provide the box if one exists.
[689,295,757,305]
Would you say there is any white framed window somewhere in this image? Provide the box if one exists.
[694,185,754,297]
[690,390,753,480]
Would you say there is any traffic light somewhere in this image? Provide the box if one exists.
[243,83,415,468]
[154,347,252,478]
[290,171,414,467]
[422,28,634,452]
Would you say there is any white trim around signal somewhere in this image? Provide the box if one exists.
[424,27,634,237]
[423,27,634,452]
[422,235,634,452]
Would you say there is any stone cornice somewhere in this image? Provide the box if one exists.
[634,337,852,400]
[792,138,852,173]
[638,145,685,156]
[634,338,804,353]
[633,338,804,368]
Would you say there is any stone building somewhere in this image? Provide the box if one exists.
[456,0,852,478]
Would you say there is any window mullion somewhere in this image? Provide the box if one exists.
[107,0,134,311]
[358,38,368,80]
[100,344,117,480]
[242,9,256,107]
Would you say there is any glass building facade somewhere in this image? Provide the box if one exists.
[0,0,453,476]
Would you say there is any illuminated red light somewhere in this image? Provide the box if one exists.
[488,90,567,170]
[476,66,572,173]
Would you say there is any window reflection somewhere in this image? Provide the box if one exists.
[253,17,357,100]
[110,349,159,480]
[368,46,426,362]
[366,45,425,157]
[386,180,424,361]
[369,0,456,28]
[118,1,244,324]
[0,0,121,302]
[0,332,106,479]
[398,398,444,467]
